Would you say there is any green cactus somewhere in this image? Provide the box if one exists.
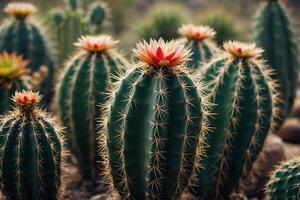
[254,0,299,126]
[178,24,218,71]
[0,52,30,114]
[99,38,207,200]
[0,3,56,106]
[267,157,300,200]
[138,4,188,41]
[50,0,108,63]
[190,41,281,200]
[0,91,65,200]
[57,35,127,181]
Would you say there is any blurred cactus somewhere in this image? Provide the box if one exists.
[88,1,109,34]
[57,35,127,181]
[138,4,188,41]
[190,41,281,199]
[254,0,299,128]
[0,52,30,114]
[178,24,219,70]
[99,38,207,199]
[0,91,65,200]
[267,157,300,200]
[0,3,56,106]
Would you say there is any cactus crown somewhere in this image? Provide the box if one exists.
[74,35,118,53]
[133,38,191,69]
[4,3,37,20]
[0,52,29,80]
[13,91,41,113]
[179,24,216,41]
[223,41,264,59]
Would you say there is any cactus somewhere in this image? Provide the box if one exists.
[50,0,108,63]
[0,52,30,114]
[178,24,218,71]
[254,0,299,126]
[0,3,56,106]
[0,91,65,200]
[266,157,300,200]
[57,35,127,181]
[138,4,188,41]
[88,1,109,34]
[99,38,208,200]
[190,41,281,200]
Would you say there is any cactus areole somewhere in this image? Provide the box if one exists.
[0,91,64,200]
[100,38,205,200]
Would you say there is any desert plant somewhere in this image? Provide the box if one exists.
[99,38,208,200]
[138,4,188,41]
[0,52,30,114]
[190,41,281,200]
[88,1,109,34]
[0,3,56,106]
[57,35,127,181]
[254,0,299,126]
[266,157,300,200]
[0,91,65,200]
[178,24,219,71]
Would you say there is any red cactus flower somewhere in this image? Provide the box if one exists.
[224,41,264,58]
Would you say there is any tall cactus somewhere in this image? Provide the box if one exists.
[0,52,30,114]
[57,35,127,181]
[178,24,218,71]
[0,91,65,200]
[99,38,207,200]
[190,41,281,200]
[0,3,56,106]
[266,157,300,200]
[254,0,299,126]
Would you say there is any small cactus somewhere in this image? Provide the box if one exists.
[267,157,300,200]
[0,52,30,114]
[0,91,65,200]
[190,41,281,200]
[99,38,207,199]
[57,35,127,181]
[178,24,218,71]
[0,2,56,106]
[88,1,109,34]
[254,0,299,127]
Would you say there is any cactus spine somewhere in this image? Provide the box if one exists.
[99,38,207,200]
[178,24,218,71]
[57,35,127,181]
[0,3,56,106]
[254,0,299,124]
[0,91,65,200]
[267,157,300,200]
[190,41,281,200]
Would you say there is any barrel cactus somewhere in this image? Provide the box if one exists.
[190,41,281,200]
[178,24,218,71]
[0,91,65,200]
[267,157,300,200]
[0,3,56,106]
[99,38,207,199]
[57,35,127,181]
[254,0,299,126]
[0,52,30,114]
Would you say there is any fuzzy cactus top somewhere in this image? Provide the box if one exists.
[223,41,264,59]
[13,91,41,114]
[74,35,118,53]
[179,24,216,41]
[4,2,37,20]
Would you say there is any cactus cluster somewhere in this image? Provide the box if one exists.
[57,35,127,181]
[266,157,300,200]
[0,3,56,106]
[190,41,281,200]
[254,0,299,126]
[0,91,65,200]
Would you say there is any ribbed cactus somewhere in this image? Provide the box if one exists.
[0,52,30,114]
[0,3,56,106]
[50,0,108,63]
[190,41,281,200]
[0,91,65,200]
[254,0,299,125]
[267,157,300,200]
[99,38,207,200]
[178,24,218,71]
[57,35,127,181]
[88,1,109,34]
